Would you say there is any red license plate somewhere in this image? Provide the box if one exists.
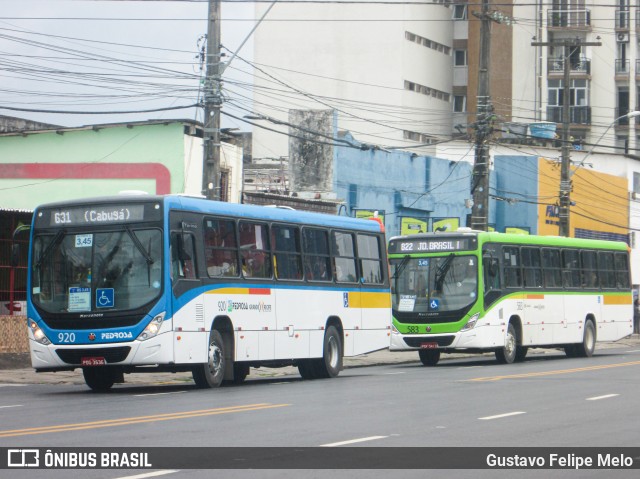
[420,342,438,349]
[81,357,106,366]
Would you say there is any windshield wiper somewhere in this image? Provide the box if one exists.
[125,226,155,286]
[125,226,154,266]
[434,253,455,292]
[391,255,411,279]
[35,229,65,269]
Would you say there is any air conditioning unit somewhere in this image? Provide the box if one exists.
[617,32,630,43]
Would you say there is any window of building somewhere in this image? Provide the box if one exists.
[452,4,467,20]
[453,95,466,113]
[454,49,467,66]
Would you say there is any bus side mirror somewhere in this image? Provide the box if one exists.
[483,255,498,276]
[11,224,30,267]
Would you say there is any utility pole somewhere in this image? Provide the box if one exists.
[202,0,222,201]
[470,1,513,231]
[531,38,600,236]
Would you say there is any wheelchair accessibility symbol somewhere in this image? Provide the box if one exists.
[96,288,115,308]
[429,299,440,310]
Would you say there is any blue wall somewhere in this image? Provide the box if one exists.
[334,133,481,238]
[493,155,539,234]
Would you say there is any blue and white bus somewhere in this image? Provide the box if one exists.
[25,194,391,390]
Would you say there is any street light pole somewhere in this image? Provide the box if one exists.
[572,111,640,174]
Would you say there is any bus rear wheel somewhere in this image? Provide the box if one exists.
[298,326,343,379]
[418,349,440,366]
[192,329,225,388]
[575,319,596,358]
[495,323,517,364]
[82,367,116,392]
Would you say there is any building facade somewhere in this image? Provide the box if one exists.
[0,120,243,209]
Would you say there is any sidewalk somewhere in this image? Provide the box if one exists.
[1,334,638,387]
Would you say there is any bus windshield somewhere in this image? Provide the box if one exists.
[31,229,162,314]
[390,255,478,313]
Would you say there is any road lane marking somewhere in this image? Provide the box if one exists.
[0,405,23,409]
[625,350,640,353]
[0,403,290,438]
[586,394,619,401]
[116,471,180,479]
[0,384,27,387]
[478,411,526,420]
[134,391,188,397]
[466,360,640,382]
[320,436,388,447]
[384,372,406,375]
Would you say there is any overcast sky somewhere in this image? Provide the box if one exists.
[0,0,254,129]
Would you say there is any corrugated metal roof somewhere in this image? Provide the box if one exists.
[0,207,33,214]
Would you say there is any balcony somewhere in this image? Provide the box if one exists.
[547,106,591,125]
[616,59,631,78]
[616,9,630,30]
[547,58,591,75]
[547,9,591,29]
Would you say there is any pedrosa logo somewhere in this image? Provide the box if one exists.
[101,332,133,340]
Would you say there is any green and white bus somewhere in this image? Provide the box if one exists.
[388,229,633,365]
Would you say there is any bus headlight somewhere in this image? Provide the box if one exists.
[137,312,165,341]
[29,320,51,345]
[461,313,480,332]
[391,324,400,335]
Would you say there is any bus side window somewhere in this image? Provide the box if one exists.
[171,233,197,281]
[483,257,500,291]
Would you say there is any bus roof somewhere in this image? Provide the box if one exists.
[388,230,629,252]
[34,194,384,233]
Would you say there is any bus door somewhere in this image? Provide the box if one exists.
[170,228,205,364]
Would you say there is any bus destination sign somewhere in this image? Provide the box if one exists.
[388,236,477,254]
[43,204,147,227]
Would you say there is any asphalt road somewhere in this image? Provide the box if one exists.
[1,341,639,478]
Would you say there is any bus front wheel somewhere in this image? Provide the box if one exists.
[82,367,116,392]
[495,323,517,364]
[192,329,225,388]
[418,349,440,366]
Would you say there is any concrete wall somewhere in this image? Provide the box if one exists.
[0,121,244,209]
[253,1,455,159]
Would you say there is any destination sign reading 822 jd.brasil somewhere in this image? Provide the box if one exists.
[43,204,147,227]
[388,236,477,254]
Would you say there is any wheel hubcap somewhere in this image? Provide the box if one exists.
[208,343,223,375]
[505,332,516,356]
[327,336,339,368]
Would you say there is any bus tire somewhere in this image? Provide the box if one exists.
[418,349,440,366]
[575,319,596,358]
[192,329,225,388]
[82,367,116,392]
[315,325,343,378]
[231,363,250,384]
[515,346,528,362]
[495,323,517,364]
[297,360,317,380]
